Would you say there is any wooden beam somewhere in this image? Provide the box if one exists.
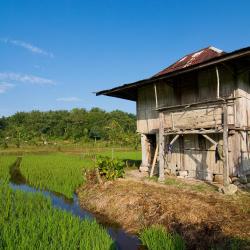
[154,83,158,109]
[158,112,165,182]
[150,144,159,177]
[202,134,217,146]
[223,104,230,186]
[156,97,237,112]
[164,129,223,135]
[170,134,180,145]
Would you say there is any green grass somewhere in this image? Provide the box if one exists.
[0,155,17,181]
[164,178,216,193]
[0,183,114,250]
[20,153,93,198]
[140,225,185,250]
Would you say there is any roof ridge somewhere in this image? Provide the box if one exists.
[154,46,224,77]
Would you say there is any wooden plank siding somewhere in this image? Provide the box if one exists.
[163,104,234,130]
[137,66,250,179]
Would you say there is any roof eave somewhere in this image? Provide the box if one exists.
[96,46,250,100]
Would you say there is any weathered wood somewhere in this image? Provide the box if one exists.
[150,144,159,177]
[164,105,235,130]
[223,104,229,186]
[154,83,158,109]
[216,66,220,99]
[140,134,149,170]
[170,134,180,145]
[202,134,217,145]
[158,112,165,182]
[156,97,236,111]
[136,63,250,181]
[165,128,223,135]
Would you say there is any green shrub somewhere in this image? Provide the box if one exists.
[140,225,185,250]
[96,156,125,180]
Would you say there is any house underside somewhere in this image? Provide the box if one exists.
[97,46,250,185]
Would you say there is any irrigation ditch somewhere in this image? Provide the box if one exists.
[9,157,141,250]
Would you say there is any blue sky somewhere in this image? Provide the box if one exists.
[0,0,249,116]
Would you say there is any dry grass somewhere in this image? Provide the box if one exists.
[78,177,250,249]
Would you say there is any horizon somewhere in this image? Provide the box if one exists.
[1,0,250,116]
[0,106,136,118]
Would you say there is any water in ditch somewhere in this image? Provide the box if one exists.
[9,158,141,250]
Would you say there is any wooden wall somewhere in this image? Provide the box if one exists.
[137,66,235,133]
[163,104,234,130]
[137,65,250,178]
[137,85,158,134]
[166,134,224,180]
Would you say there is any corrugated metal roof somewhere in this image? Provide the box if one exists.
[154,46,225,77]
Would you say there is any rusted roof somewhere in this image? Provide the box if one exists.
[154,46,225,77]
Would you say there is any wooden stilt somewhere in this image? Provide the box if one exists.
[140,134,149,171]
[223,104,229,186]
[158,112,165,182]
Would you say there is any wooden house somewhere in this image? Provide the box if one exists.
[97,46,250,185]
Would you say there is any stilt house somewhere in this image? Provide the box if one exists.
[97,46,250,184]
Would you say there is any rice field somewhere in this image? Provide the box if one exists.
[18,151,141,198]
[0,183,114,250]
[139,225,185,250]
[0,155,17,181]
[20,154,93,198]
[99,150,141,161]
[0,151,141,250]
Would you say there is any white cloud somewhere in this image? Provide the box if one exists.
[0,72,55,85]
[0,82,15,93]
[0,38,54,58]
[56,97,82,102]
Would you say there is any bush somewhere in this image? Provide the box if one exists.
[96,156,125,180]
[140,225,185,250]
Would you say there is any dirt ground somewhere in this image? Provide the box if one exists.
[77,171,250,249]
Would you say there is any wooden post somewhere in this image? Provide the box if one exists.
[223,104,229,186]
[216,66,220,99]
[140,134,149,171]
[158,112,165,182]
[154,83,158,109]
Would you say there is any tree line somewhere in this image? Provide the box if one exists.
[0,108,139,148]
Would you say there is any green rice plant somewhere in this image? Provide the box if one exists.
[0,155,17,181]
[99,150,141,161]
[0,183,115,250]
[140,225,185,250]
[20,153,94,198]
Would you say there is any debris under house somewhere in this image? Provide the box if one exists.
[97,46,250,186]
